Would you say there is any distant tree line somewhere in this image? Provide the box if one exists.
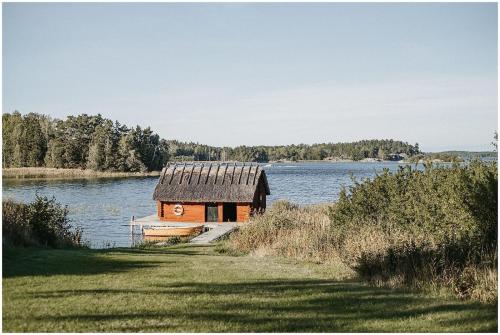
[168,140,420,163]
[406,150,498,164]
[3,111,421,171]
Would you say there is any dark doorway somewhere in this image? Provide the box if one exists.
[223,203,237,222]
[206,203,218,222]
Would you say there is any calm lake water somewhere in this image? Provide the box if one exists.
[3,162,422,248]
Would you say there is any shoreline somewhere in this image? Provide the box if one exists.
[269,159,408,163]
[2,167,161,180]
[2,158,467,180]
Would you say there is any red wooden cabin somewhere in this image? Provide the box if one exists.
[152,162,270,223]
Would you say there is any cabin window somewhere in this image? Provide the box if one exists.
[223,203,237,222]
[205,203,218,222]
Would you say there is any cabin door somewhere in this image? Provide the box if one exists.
[205,203,218,222]
[223,203,237,222]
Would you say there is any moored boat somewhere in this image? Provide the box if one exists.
[143,225,203,237]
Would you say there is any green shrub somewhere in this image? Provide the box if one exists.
[331,161,496,248]
[328,160,497,302]
[2,200,32,246]
[3,196,84,248]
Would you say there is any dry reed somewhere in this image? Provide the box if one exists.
[3,167,160,179]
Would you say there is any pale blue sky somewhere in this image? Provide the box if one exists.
[3,3,498,151]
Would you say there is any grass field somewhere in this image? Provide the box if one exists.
[2,245,497,332]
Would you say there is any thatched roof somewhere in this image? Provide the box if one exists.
[153,162,270,203]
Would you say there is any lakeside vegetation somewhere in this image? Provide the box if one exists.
[3,111,421,171]
[406,152,464,163]
[3,196,84,248]
[435,150,497,160]
[223,160,498,303]
[2,167,161,179]
[3,245,497,332]
[405,150,496,163]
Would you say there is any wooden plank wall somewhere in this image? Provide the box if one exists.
[160,202,206,222]
[217,203,223,223]
[236,204,251,222]
[157,201,162,218]
[157,202,253,223]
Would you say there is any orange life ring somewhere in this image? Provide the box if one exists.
[173,204,184,216]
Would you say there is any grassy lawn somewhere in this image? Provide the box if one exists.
[3,245,497,332]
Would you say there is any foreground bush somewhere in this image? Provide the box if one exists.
[3,196,84,248]
[226,161,497,302]
[330,161,497,302]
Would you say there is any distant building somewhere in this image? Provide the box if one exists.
[153,162,270,223]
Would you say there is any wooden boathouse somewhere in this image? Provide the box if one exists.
[152,162,270,223]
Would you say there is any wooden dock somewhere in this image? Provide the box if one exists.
[189,223,238,244]
[130,215,239,245]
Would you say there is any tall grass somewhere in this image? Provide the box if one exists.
[226,161,498,302]
[3,196,84,248]
[228,202,338,262]
[3,167,160,179]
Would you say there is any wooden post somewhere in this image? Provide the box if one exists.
[205,163,212,184]
[160,164,169,184]
[188,165,195,184]
[253,165,259,185]
[214,164,221,184]
[238,163,245,184]
[221,164,228,185]
[246,165,252,185]
[168,164,177,184]
[179,163,186,184]
[230,162,236,184]
[197,164,204,184]
[130,216,134,237]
